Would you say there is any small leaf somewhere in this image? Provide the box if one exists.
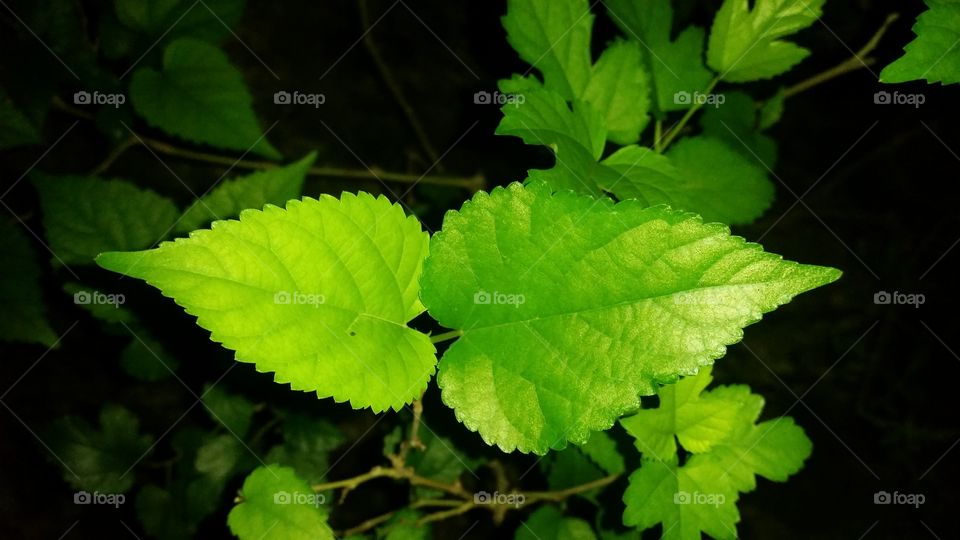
[503,0,593,100]
[881,0,960,84]
[404,429,478,499]
[0,220,57,346]
[759,89,786,129]
[120,333,179,381]
[46,405,154,493]
[266,414,345,484]
[195,433,243,480]
[33,174,178,265]
[707,0,826,82]
[96,193,435,413]
[228,465,333,540]
[582,40,651,144]
[203,384,255,438]
[176,152,316,233]
[700,92,779,168]
[130,38,281,159]
[578,430,625,475]
[420,182,839,453]
[516,506,597,540]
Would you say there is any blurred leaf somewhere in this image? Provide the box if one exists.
[202,384,255,437]
[32,174,178,265]
[120,333,179,381]
[759,88,786,130]
[228,465,333,540]
[176,151,317,233]
[542,445,604,497]
[578,430,624,475]
[266,414,345,484]
[46,404,153,493]
[195,433,243,480]
[63,282,135,324]
[404,428,478,499]
[0,220,57,346]
[112,0,246,46]
[0,85,40,149]
[377,509,430,540]
[130,38,281,160]
[700,91,778,168]
[516,506,597,539]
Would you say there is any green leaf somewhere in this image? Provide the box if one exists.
[621,369,813,539]
[405,429,478,499]
[195,433,243,480]
[96,193,435,413]
[516,506,597,540]
[759,89,786,129]
[620,367,761,460]
[699,91,778,168]
[543,445,605,496]
[0,220,57,346]
[600,136,774,225]
[203,384,255,437]
[32,174,178,265]
[130,38,281,159]
[622,456,740,540]
[420,182,840,454]
[503,0,593,100]
[881,0,960,84]
[579,430,625,475]
[495,88,607,196]
[266,414,345,484]
[0,86,41,149]
[176,152,316,233]
[228,465,333,540]
[707,0,826,82]
[120,333,179,381]
[377,509,431,540]
[113,0,246,48]
[582,40,651,144]
[605,0,714,112]
[46,405,153,493]
[64,282,135,324]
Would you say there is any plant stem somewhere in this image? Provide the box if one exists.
[782,13,899,99]
[654,119,664,153]
[659,76,721,151]
[340,510,397,536]
[418,501,475,525]
[522,473,620,503]
[429,329,463,344]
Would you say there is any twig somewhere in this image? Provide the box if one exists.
[339,510,397,537]
[522,473,620,503]
[358,0,441,166]
[783,13,900,99]
[398,397,426,461]
[418,501,476,525]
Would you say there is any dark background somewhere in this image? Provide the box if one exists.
[1,0,957,538]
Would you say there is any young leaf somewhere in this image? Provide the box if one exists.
[880,0,960,85]
[228,465,333,540]
[420,182,840,454]
[496,88,608,196]
[176,151,317,233]
[759,89,786,130]
[46,404,154,493]
[516,505,597,540]
[130,38,281,159]
[0,220,57,346]
[503,0,593,100]
[707,0,826,82]
[96,193,435,413]
[202,384,255,437]
[582,40,651,144]
[578,430,625,475]
[33,174,179,265]
[600,136,774,225]
[266,414,345,484]
[605,0,715,113]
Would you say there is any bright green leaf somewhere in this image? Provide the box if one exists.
[228,465,333,540]
[880,0,960,84]
[707,0,826,82]
[0,220,57,346]
[605,0,714,112]
[46,404,153,493]
[176,152,316,233]
[582,40,651,144]
[130,38,281,159]
[420,182,840,453]
[601,136,774,225]
[503,0,593,100]
[32,174,178,265]
[202,384,255,437]
[516,505,597,540]
[96,193,435,413]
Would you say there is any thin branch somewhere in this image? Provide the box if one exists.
[521,473,620,503]
[429,329,463,344]
[417,501,475,525]
[783,13,900,99]
[339,510,397,537]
